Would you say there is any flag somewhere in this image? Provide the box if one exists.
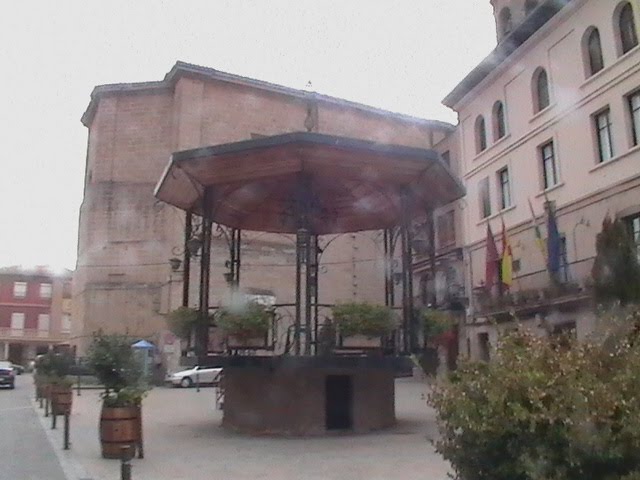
[528,198,547,262]
[485,223,500,290]
[546,201,562,275]
[501,219,513,288]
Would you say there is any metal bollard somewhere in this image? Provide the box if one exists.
[196,371,200,392]
[44,396,49,417]
[39,396,43,409]
[63,413,70,450]
[76,374,81,396]
[120,447,132,480]
[51,411,57,430]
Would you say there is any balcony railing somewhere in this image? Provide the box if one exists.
[472,258,595,319]
[0,327,71,342]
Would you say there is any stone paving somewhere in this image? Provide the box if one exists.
[40,377,450,480]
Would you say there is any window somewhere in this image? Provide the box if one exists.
[628,90,640,146]
[38,314,50,333]
[39,283,53,299]
[493,101,506,140]
[540,141,558,190]
[500,8,512,37]
[497,167,511,210]
[479,177,491,219]
[436,210,456,248]
[475,116,487,153]
[584,28,604,76]
[525,0,538,15]
[626,213,640,262]
[533,68,550,112]
[62,314,72,334]
[441,150,451,167]
[10,313,25,336]
[594,108,614,163]
[617,2,638,55]
[13,282,27,298]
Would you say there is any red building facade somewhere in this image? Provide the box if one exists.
[0,266,72,364]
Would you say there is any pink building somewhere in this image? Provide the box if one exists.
[444,0,640,359]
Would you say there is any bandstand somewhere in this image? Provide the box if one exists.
[155,132,464,435]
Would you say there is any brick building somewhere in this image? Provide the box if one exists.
[74,62,454,354]
[0,266,72,364]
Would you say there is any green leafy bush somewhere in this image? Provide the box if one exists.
[332,302,394,337]
[429,306,640,480]
[216,302,271,338]
[421,309,455,338]
[86,333,147,407]
[35,352,74,386]
[166,306,200,340]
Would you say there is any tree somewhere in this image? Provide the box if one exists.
[592,216,640,304]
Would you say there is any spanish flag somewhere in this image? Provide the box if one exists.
[501,219,513,288]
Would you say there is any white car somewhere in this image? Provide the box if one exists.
[166,366,223,388]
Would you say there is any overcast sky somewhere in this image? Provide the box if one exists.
[0,1,496,271]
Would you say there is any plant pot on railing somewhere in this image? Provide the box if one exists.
[421,309,456,348]
[216,302,272,350]
[332,302,394,350]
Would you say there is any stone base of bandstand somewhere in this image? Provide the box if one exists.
[219,356,397,436]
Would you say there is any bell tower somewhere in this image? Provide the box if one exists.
[490,0,540,42]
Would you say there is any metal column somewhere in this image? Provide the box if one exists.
[182,211,192,308]
[197,190,213,360]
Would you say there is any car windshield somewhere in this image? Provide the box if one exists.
[0,362,12,369]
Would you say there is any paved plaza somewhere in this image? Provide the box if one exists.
[30,376,450,480]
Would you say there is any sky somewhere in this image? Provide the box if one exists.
[0,1,496,271]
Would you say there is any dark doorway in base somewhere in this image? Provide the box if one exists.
[325,375,353,430]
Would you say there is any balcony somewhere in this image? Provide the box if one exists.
[0,327,71,343]
[472,259,594,320]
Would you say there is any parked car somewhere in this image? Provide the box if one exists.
[166,365,222,388]
[0,361,16,389]
[11,363,24,375]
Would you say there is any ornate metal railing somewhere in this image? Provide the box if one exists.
[472,258,595,319]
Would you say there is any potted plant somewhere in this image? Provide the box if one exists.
[87,333,148,459]
[35,352,74,415]
[332,302,394,348]
[421,308,456,346]
[166,306,204,353]
[216,302,272,348]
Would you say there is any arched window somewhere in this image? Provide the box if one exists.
[525,0,538,16]
[475,116,487,153]
[492,101,506,140]
[500,8,513,37]
[584,27,604,76]
[532,68,550,113]
[617,2,638,55]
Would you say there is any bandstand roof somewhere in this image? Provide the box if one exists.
[154,132,465,235]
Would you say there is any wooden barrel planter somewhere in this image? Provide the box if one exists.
[100,405,140,459]
[51,385,73,415]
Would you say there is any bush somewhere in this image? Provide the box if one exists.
[332,302,394,337]
[86,333,147,407]
[36,352,74,386]
[216,302,271,338]
[429,306,640,480]
[421,309,455,338]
